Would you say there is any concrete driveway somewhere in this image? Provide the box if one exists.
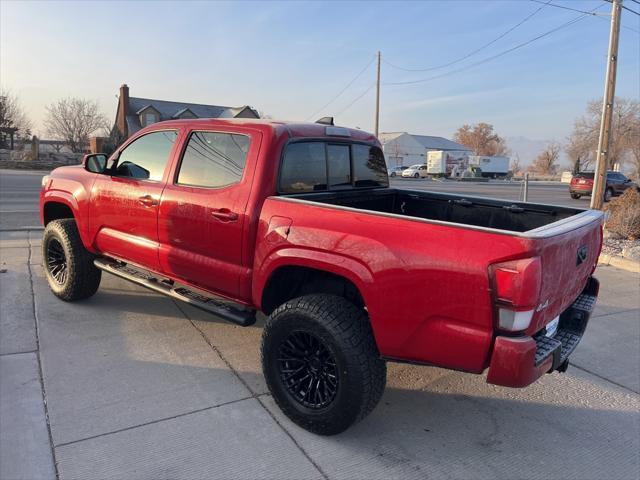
[1,230,638,480]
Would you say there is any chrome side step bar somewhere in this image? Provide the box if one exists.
[94,258,256,327]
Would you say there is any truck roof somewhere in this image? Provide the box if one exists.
[138,118,379,144]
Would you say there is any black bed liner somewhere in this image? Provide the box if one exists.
[284,188,585,233]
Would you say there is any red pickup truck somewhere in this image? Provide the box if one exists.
[40,118,603,435]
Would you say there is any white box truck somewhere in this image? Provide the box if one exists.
[468,155,510,178]
[426,150,470,176]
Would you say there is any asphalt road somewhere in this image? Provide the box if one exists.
[0,169,588,230]
[1,231,638,479]
[0,170,46,230]
[390,176,586,208]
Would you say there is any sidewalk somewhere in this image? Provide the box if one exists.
[1,230,638,480]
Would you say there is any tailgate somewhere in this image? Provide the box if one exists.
[525,210,603,335]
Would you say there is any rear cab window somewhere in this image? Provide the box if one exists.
[279,141,388,194]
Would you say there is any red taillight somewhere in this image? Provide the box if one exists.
[491,257,541,308]
[490,257,542,332]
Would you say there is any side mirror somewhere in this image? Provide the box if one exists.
[83,154,108,174]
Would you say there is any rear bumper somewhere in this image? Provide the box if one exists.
[570,186,593,194]
[486,277,599,388]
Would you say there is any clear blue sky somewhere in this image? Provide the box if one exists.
[1,0,639,143]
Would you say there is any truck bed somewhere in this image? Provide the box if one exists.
[283,188,591,234]
[262,186,602,372]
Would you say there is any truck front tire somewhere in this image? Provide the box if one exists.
[261,294,386,435]
[42,219,101,301]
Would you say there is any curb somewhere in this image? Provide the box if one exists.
[0,227,45,233]
[598,253,640,273]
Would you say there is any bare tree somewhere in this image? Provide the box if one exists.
[0,89,32,147]
[566,97,639,171]
[530,142,561,175]
[629,136,640,180]
[510,154,522,176]
[44,98,109,153]
[626,110,640,179]
[453,122,509,156]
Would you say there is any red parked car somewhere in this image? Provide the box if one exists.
[570,171,639,201]
[40,118,603,434]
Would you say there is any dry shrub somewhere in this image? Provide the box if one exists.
[604,188,640,239]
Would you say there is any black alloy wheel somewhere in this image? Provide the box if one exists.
[41,219,102,301]
[46,238,68,284]
[261,294,387,435]
[277,331,339,409]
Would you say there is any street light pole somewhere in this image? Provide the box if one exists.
[591,0,623,210]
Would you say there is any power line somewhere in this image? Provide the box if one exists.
[383,1,551,73]
[305,55,375,121]
[604,0,640,15]
[335,83,375,116]
[602,0,640,31]
[535,0,639,33]
[621,4,640,15]
[384,3,606,87]
[530,0,608,16]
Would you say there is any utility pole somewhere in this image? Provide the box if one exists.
[591,0,622,210]
[374,51,381,138]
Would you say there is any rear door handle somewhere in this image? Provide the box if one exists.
[138,195,158,207]
[211,208,238,222]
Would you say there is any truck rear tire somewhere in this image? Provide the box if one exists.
[570,193,581,199]
[261,294,386,435]
[42,219,101,301]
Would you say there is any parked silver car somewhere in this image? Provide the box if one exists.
[402,165,429,178]
[387,166,409,177]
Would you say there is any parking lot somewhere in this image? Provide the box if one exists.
[1,225,638,479]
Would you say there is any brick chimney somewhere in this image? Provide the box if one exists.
[116,84,130,138]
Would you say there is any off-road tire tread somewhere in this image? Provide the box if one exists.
[261,294,386,435]
[43,219,101,301]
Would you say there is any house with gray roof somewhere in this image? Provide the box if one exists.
[114,84,259,139]
[379,132,471,167]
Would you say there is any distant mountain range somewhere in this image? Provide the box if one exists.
[506,136,569,168]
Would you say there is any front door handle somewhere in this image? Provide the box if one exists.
[211,208,238,222]
[138,195,158,207]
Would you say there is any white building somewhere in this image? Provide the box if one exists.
[379,132,471,167]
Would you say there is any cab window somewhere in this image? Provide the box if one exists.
[177,131,250,188]
[115,131,178,181]
[280,142,328,193]
[279,141,388,193]
[352,144,388,187]
[327,144,351,189]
